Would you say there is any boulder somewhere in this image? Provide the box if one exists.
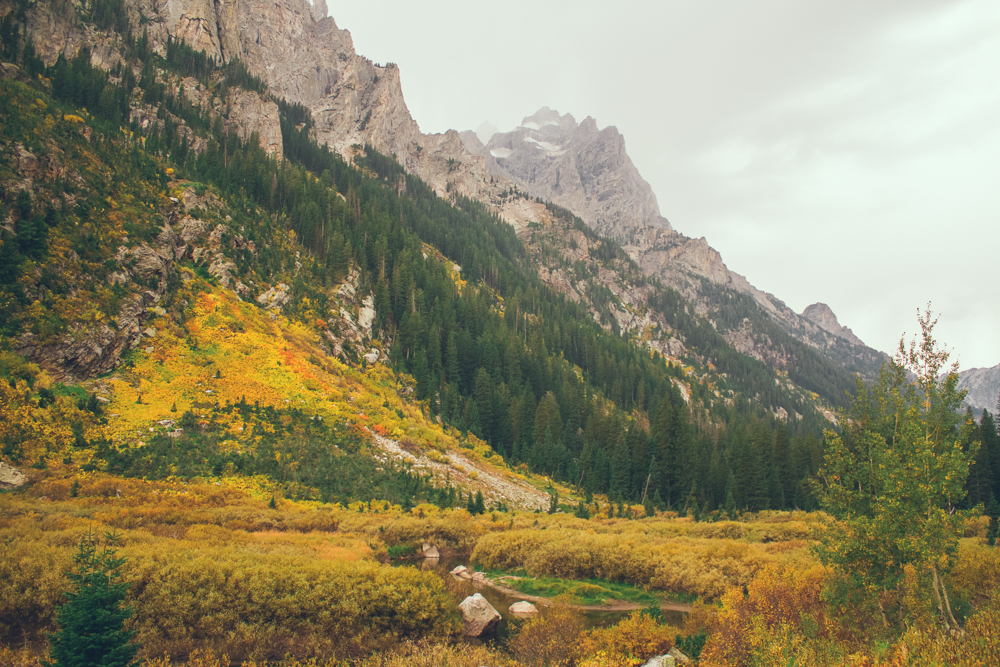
[458,593,501,637]
[422,543,440,559]
[451,565,473,580]
[472,571,487,583]
[640,647,689,666]
[508,600,538,617]
[0,462,27,490]
[257,283,291,311]
[15,143,40,179]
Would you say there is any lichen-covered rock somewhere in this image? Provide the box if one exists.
[176,216,208,244]
[0,462,27,490]
[458,593,500,637]
[257,283,291,311]
[209,256,238,288]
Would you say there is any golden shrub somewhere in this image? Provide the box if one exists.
[472,529,550,571]
[577,613,679,667]
[699,565,831,667]
[0,539,72,646]
[0,645,44,667]
[857,592,1000,667]
[947,541,1000,608]
[354,640,519,667]
[124,547,460,661]
[508,607,584,667]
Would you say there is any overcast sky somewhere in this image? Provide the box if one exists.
[327,0,1000,370]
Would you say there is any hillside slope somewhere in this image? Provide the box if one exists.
[1,0,854,518]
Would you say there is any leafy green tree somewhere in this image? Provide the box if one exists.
[47,528,138,667]
[815,309,978,632]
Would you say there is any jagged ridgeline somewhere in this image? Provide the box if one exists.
[1,3,832,512]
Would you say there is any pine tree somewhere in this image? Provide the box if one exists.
[966,409,994,506]
[643,494,655,518]
[47,528,138,667]
[981,409,1000,504]
[985,498,1000,547]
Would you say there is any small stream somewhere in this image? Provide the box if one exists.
[402,555,688,639]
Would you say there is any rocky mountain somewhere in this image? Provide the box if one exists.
[17,0,887,386]
[460,107,671,243]
[801,303,866,348]
[11,0,881,397]
[14,0,508,203]
[465,109,887,382]
[957,363,1000,416]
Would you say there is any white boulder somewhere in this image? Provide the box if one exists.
[459,593,501,636]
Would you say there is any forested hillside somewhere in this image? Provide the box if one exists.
[0,10,847,514]
[3,5,1000,667]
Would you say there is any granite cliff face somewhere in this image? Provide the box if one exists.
[17,0,500,199]
[956,364,1000,416]
[461,107,671,244]
[802,303,865,348]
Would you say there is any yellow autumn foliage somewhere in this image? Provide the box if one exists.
[472,514,818,600]
[0,474,461,662]
[577,613,680,667]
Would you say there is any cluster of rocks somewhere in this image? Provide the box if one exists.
[452,565,539,637]
[449,564,690,667]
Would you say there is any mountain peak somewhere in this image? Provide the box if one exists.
[802,303,865,347]
[468,107,669,240]
[520,107,577,131]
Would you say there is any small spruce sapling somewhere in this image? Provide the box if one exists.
[47,527,138,667]
[547,488,559,514]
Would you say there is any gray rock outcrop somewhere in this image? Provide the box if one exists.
[463,107,671,243]
[0,462,27,490]
[802,303,865,347]
[458,593,501,637]
[956,363,1000,415]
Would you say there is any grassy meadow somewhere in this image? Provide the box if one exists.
[2,469,999,666]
